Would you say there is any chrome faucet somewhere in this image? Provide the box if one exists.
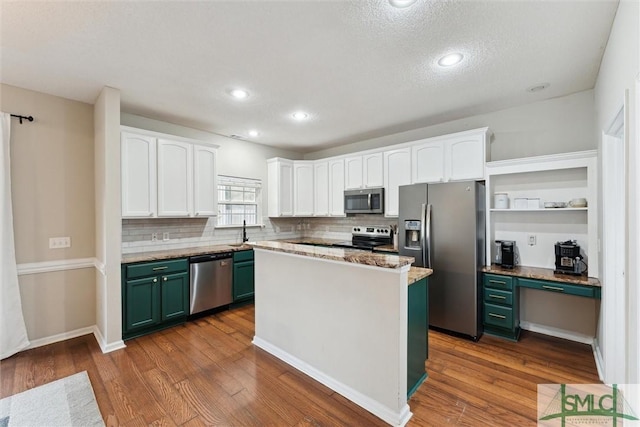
[242,220,249,242]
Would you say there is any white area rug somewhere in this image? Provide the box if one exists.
[0,371,104,427]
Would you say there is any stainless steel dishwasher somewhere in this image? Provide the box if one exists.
[189,252,233,315]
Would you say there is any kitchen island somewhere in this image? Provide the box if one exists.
[250,241,432,427]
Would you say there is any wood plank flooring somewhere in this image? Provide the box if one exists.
[0,304,600,426]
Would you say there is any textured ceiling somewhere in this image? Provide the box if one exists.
[0,0,618,152]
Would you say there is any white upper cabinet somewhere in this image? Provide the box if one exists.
[193,144,218,217]
[313,161,329,216]
[344,152,383,189]
[267,158,294,217]
[157,139,193,217]
[412,140,445,184]
[121,132,157,218]
[445,131,488,181]
[384,148,412,217]
[363,152,384,188]
[328,158,345,216]
[344,156,363,190]
[412,128,490,183]
[121,127,218,219]
[294,162,314,216]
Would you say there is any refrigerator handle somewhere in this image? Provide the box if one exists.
[420,203,427,267]
[367,193,371,209]
[425,204,433,268]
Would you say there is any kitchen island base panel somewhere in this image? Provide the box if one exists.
[253,248,412,426]
[252,337,412,427]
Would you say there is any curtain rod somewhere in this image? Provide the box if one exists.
[10,114,34,124]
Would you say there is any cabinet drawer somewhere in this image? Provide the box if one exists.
[484,274,513,291]
[126,258,188,280]
[483,288,513,306]
[483,303,514,329]
[517,278,596,298]
[233,250,254,263]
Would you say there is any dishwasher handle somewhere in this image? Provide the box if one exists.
[189,252,233,263]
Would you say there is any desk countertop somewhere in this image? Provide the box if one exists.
[482,265,601,287]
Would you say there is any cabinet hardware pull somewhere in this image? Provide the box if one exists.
[152,266,168,271]
[489,294,506,299]
[163,277,168,281]
[489,280,506,285]
[152,278,157,283]
[489,313,506,319]
[542,285,565,292]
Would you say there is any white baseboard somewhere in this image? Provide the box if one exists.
[92,326,126,353]
[592,338,606,382]
[519,321,595,345]
[25,326,96,350]
[252,336,412,427]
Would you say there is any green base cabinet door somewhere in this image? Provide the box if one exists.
[125,276,160,332]
[407,277,428,398]
[161,272,189,321]
[233,250,255,302]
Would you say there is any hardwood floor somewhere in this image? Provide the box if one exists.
[0,304,600,426]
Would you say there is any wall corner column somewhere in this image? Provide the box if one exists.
[94,86,125,352]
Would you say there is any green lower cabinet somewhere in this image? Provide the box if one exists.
[233,250,255,302]
[482,273,520,341]
[407,277,428,398]
[122,259,189,340]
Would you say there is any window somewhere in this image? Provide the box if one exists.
[217,175,262,227]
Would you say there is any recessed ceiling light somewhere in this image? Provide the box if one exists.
[230,88,249,99]
[292,111,309,121]
[437,53,464,67]
[248,130,259,138]
[389,0,417,8]
[527,83,550,93]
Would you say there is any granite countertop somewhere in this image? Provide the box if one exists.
[482,265,601,287]
[373,244,399,254]
[250,240,415,269]
[122,243,253,264]
[408,267,433,285]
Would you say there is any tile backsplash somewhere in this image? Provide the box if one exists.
[122,214,399,253]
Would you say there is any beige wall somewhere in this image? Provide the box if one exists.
[1,84,95,262]
[305,90,596,161]
[1,83,96,341]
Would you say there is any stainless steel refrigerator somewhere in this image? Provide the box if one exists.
[399,181,485,340]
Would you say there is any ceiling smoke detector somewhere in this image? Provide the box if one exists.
[248,130,259,137]
[527,83,550,92]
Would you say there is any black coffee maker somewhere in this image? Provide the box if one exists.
[555,240,583,275]
[500,240,516,269]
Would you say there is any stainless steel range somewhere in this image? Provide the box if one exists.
[333,226,392,250]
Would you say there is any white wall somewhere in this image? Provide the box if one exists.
[593,0,640,385]
[305,90,596,162]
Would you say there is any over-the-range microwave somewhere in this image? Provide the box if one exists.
[344,188,384,214]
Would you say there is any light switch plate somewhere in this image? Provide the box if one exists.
[163,232,169,241]
[49,237,71,249]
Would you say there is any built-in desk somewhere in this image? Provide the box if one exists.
[481,266,601,341]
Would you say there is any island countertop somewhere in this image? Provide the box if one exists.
[250,240,415,269]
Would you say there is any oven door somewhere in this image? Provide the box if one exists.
[344,188,384,214]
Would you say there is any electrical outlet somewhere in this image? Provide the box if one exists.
[49,237,71,249]
[151,233,157,242]
[528,235,537,246]
[163,232,170,241]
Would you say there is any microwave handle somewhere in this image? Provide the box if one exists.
[367,193,371,209]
